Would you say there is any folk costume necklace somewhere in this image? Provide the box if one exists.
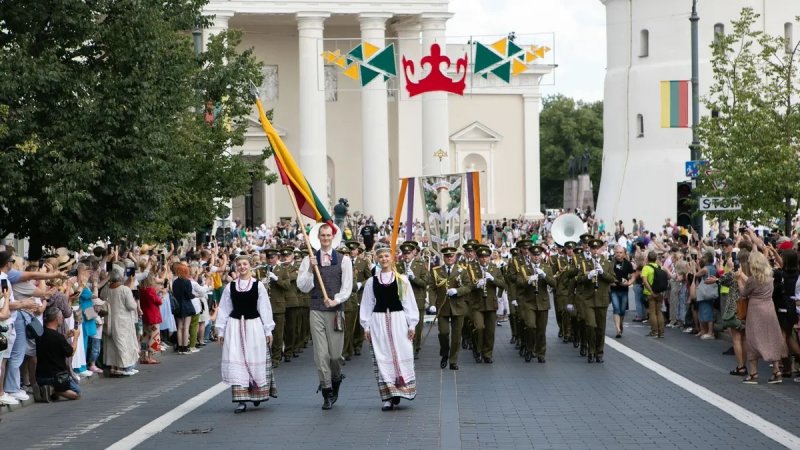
[237,276,254,292]
[378,271,394,286]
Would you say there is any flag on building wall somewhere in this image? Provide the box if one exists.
[466,172,482,241]
[660,80,690,128]
[254,97,334,226]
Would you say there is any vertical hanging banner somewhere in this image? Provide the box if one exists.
[390,178,409,256]
[405,178,415,241]
[465,172,482,241]
[660,80,690,128]
[420,175,463,255]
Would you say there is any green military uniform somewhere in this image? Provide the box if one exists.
[573,234,595,355]
[577,239,616,363]
[512,245,556,362]
[397,241,432,358]
[469,245,507,363]
[432,247,473,370]
[459,239,481,353]
[282,250,302,362]
[338,245,359,361]
[261,249,285,367]
[504,248,521,346]
[551,241,580,344]
[351,250,373,355]
[295,250,311,349]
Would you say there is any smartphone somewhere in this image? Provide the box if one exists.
[163,279,169,288]
[106,261,113,272]
[38,260,45,269]
[159,254,165,264]
[1,279,7,292]
[125,267,135,277]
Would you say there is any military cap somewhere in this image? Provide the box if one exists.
[279,247,293,256]
[515,240,532,249]
[399,241,417,253]
[563,241,577,250]
[345,240,361,250]
[529,245,544,256]
[441,246,457,256]
[475,245,492,257]
[579,233,594,245]
[263,248,279,257]
[463,239,480,251]
[510,248,520,256]
[588,239,604,249]
[335,246,349,255]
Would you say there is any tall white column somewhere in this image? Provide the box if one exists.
[523,92,544,219]
[394,21,424,221]
[203,11,234,51]
[297,13,330,207]
[420,13,453,176]
[359,13,392,218]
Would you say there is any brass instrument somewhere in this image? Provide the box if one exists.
[592,257,601,289]
[480,265,488,298]
[531,262,539,294]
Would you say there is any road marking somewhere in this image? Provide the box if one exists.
[108,382,228,450]
[439,370,461,450]
[606,339,800,449]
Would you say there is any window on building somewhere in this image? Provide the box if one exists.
[714,23,724,42]
[636,114,644,137]
[786,23,794,54]
[639,29,649,57]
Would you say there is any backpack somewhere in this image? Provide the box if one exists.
[649,263,669,293]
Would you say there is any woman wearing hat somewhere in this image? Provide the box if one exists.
[359,246,418,411]
[216,254,277,413]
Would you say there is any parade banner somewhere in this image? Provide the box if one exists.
[419,174,463,255]
[465,171,482,241]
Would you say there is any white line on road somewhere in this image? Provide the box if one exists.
[606,339,800,450]
[107,382,228,450]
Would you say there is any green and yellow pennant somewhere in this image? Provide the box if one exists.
[322,42,397,86]
[473,37,550,83]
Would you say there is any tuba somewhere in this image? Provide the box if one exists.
[551,213,587,247]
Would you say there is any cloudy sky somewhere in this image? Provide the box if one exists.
[448,0,607,102]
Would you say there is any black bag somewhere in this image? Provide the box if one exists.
[649,263,669,293]
[22,311,44,340]
[54,370,73,392]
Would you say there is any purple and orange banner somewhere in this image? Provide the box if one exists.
[466,171,482,241]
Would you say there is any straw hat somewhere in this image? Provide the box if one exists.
[57,253,75,271]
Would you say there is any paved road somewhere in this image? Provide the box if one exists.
[1,311,799,449]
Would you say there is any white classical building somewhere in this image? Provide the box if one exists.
[203,1,554,227]
[596,0,800,231]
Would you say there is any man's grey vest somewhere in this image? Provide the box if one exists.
[309,250,343,312]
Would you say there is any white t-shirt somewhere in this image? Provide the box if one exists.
[2,272,19,321]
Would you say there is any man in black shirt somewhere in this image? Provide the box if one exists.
[359,220,377,251]
[36,307,80,400]
[610,247,635,339]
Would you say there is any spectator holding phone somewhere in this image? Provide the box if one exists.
[101,267,140,377]
[171,262,195,355]
[138,274,162,364]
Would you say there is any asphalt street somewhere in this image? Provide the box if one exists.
[1,311,799,450]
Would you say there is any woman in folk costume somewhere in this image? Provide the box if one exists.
[216,255,277,414]
[359,246,419,411]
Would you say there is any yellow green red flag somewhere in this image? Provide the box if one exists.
[253,96,334,227]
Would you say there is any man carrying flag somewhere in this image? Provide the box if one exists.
[252,86,351,410]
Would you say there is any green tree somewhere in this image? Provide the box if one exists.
[697,8,800,234]
[0,0,275,255]
[539,94,603,210]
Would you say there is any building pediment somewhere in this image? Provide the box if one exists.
[245,116,287,138]
[450,121,502,143]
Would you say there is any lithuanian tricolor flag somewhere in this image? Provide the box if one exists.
[660,80,690,128]
[254,97,334,227]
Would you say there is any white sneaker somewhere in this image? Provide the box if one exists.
[129,369,139,374]
[700,334,715,340]
[10,390,30,401]
[0,393,20,405]
[121,369,135,376]
[682,327,694,333]
[79,370,93,377]
[189,348,200,353]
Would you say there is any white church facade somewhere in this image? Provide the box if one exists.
[595,0,800,231]
[202,0,554,228]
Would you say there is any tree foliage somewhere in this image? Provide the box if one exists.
[697,8,800,233]
[539,94,603,210]
[0,0,275,253]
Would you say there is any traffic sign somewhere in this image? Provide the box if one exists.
[685,160,707,178]
[698,196,741,211]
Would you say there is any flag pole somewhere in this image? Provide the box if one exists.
[285,185,331,303]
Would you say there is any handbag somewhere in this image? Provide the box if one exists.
[84,305,99,321]
[0,332,7,352]
[736,296,749,321]
[21,310,44,340]
[696,280,719,302]
[53,370,73,392]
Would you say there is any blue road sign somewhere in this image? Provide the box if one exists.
[685,160,707,178]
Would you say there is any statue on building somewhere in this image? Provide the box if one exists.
[579,149,590,175]
[333,197,349,230]
[567,155,577,178]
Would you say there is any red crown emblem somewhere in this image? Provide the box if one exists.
[402,44,468,97]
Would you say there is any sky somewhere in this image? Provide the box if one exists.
[448,0,607,102]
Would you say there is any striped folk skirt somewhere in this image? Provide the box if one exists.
[369,311,416,402]
[222,317,277,403]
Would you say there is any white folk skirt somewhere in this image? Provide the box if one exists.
[369,311,416,401]
[221,317,275,402]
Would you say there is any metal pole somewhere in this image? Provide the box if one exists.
[193,26,203,56]
[689,0,703,235]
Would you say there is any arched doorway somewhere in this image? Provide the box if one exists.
[461,153,489,214]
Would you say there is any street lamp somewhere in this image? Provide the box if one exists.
[192,25,203,56]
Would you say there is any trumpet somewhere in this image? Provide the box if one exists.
[592,257,601,289]
[480,265,488,298]
[532,262,539,294]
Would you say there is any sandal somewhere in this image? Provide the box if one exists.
[768,373,783,384]
[742,373,758,384]
[729,366,746,376]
